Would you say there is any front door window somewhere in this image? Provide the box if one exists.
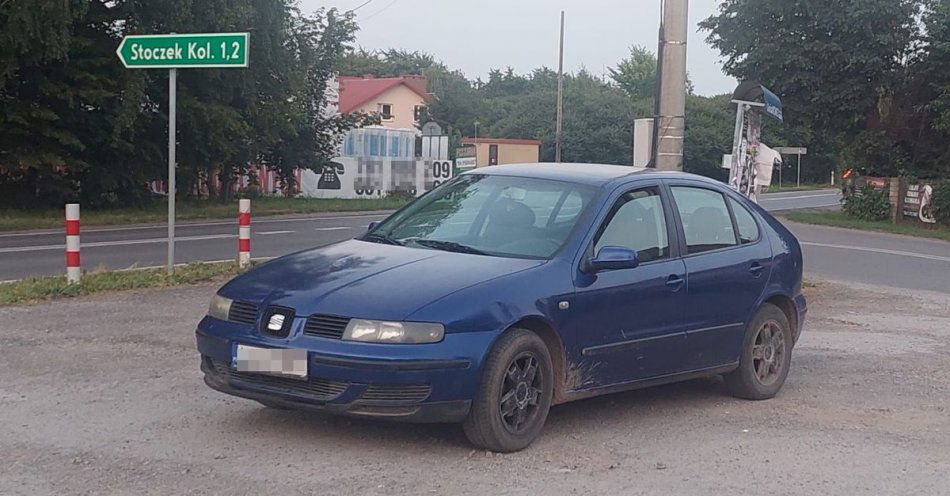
[594,188,670,263]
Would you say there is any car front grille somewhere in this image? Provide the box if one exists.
[360,384,432,403]
[208,358,348,400]
[303,315,350,339]
[228,301,258,325]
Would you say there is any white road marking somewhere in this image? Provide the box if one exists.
[760,193,839,202]
[314,227,353,231]
[802,242,950,263]
[256,230,295,235]
[771,202,842,210]
[0,234,236,253]
[0,213,388,238]
[0,256,278,285]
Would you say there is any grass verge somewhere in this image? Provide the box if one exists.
[0,196,408,232]
[0,262,243,306]
[783,211,950,242]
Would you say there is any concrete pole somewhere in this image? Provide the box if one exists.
[555,11,565,163]
[655,0,688,171]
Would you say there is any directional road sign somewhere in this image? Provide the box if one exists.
[116,32,249,69]
[116,32,249,274]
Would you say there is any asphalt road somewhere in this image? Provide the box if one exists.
[756,188,842,211]
[787,221,950,293]
[2,279,947,495]
[0,212,388,281]
[4,189,841,281]
[5,189,948,294]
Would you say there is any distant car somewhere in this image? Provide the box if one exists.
[197,163,807,452]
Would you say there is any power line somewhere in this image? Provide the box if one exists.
[362,0,400,20]
[346,0,375,13]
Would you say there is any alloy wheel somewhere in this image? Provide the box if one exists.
[752,320,787,386]
[499,352,543,434]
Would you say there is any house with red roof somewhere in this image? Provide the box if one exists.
[338,74,430,131]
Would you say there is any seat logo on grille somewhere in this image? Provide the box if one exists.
[267,314,285,331]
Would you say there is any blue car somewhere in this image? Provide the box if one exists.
[197,163,806,452]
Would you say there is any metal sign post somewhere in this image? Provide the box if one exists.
[117,32,249,273]
[775,147,808,189]
[167,67,177,273]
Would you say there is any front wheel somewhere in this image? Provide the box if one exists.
[724,303,793,400]
[463,329,554,452]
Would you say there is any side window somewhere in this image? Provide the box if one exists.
[729,197,760,244]
[671,187,738,254]
[594,188,670,263]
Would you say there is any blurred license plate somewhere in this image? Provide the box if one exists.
[233,344,307,379]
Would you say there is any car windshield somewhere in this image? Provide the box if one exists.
[366,174,598,259]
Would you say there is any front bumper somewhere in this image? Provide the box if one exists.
[196,318,495,423]
[200,356,471,422]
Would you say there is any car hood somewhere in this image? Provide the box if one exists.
[218,239,546,321]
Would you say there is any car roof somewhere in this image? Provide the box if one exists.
[464,162,713,188]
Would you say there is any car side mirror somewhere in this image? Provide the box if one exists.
[586,246,640,273]
[367,221,380,232]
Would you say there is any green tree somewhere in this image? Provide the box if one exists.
[701,0,921,139]
[609,45,657,101]
[684,94,733,180]
[609,45,693,102]
[908,0,950,178]
[261,8,378,187]
[0,0,144,206]
[701,0,924,181]
[1,0,367,206]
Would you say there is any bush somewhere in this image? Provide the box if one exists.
[933,182,950,226]
[843,185,891,221]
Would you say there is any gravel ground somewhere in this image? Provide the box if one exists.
[1,279,948,495]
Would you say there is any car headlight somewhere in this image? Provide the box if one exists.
[208,294,233,321]
[342,319,444,344]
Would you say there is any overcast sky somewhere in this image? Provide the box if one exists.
[299,0,736,96]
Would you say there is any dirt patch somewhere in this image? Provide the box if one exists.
[1,281,949,495]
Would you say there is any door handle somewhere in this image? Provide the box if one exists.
[666,274,685,291]
[749,262,765,278]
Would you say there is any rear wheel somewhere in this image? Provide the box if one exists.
[463,329,554,452]
[725,303,793,400]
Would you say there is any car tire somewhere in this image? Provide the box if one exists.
[725,303,793,400]
[463,328,554,453]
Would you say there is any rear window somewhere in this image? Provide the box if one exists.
[729,198,760,244]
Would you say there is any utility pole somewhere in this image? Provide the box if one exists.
[654,0,688,171]
[474,120,479,166]
[555,11,565,163]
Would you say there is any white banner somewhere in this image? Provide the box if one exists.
[299,158,454,199]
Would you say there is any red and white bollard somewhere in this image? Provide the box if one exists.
[238,199,251,267]
[65,203,81,283]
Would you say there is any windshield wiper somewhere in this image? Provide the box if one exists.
[412,239,489,256]
[362,233,403,246]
